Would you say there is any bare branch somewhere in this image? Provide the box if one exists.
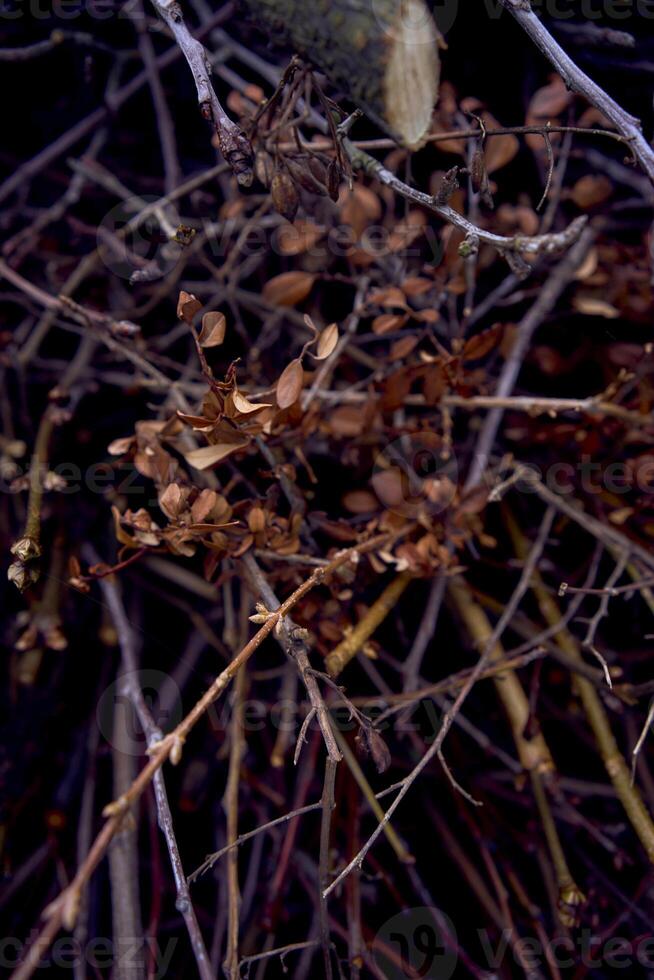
[500,0,654,185]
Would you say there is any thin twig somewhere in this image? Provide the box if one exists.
[500,0,654,185]
[11,531,396,980]
[92,556,214,980]
[338,115,588,277]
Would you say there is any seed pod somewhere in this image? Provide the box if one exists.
[470,146,485,192]
[285,158,328,196]
[307,156,329,187]
[470,145,493,208]
[271,170,300,222]
[326,159,341,202]
[254,150,275,188]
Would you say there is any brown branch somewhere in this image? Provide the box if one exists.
[10,530,397,980]
[240,551,342,762]
[318,758,337,980]
[222,599,248,980]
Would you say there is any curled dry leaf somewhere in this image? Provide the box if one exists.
[247,506,266,533]
[191,489,218,524]
[276,358,304,409]
[107,436,135,456]
[262,271,316,307]
[184,439,249,471]
[159,483,189,520]
[177,290,202,324]
[401,276,433,298]
[368,286,408,310]
[314,323,339,360]
[229,388,273,415]
[389,335,419,361]
[355,725,391,774]
[254,149,274,187]
[569,175,613,210]
[198,311,227,347]
[343,489,378,514]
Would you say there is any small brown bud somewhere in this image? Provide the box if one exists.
[271,171,300,223]
[285,158,328,196]
[307,156,329,186]
[355,725,391,774]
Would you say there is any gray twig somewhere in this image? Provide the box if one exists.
[500,0,654,185]
[149,0,254,184]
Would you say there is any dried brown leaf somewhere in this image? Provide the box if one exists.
[184,440,248,471]
[314,323,339,360]
[276,359,304,409]
[177,290,202,323]
[198,311,227,347]
[262,271,316,307]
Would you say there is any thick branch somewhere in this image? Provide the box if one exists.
[240,0,440,147]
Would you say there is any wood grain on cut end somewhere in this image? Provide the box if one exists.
[383,0,440,147]
[240,0,440,146]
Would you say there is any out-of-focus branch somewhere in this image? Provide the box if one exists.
[8,406,58,592]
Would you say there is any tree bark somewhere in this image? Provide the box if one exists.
[239,0,440,147]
